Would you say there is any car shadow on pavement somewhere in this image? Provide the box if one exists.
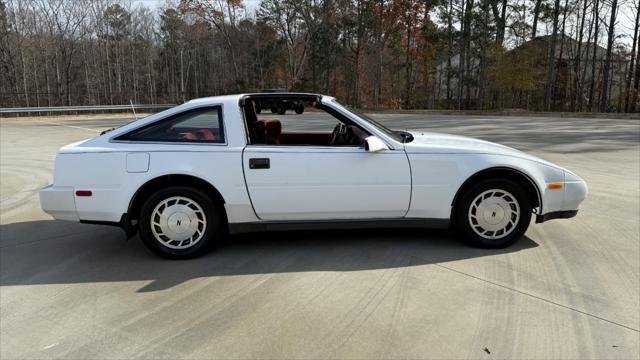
[0,220,538,292]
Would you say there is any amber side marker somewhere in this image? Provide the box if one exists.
[548,183,564,190]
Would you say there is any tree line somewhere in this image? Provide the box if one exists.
[0,0,636,112]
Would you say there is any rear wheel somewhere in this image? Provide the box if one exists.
[139,186,222,259]
[277,103,286,115]
[455,179,532,248]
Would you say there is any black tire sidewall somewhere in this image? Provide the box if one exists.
[139,186,220,259]
[456,179,532,248]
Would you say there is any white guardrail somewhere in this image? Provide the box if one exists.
[0,104,175,114]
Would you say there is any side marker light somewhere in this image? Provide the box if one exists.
[548,183,564,190]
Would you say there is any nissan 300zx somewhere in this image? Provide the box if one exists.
[40,93,587,259]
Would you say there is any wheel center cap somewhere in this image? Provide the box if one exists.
[483,204,505,225]
[167,212,191,233]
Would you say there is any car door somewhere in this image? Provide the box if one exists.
[242,145,411,221]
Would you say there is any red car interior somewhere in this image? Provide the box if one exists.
[170,118,366,146]
[251,119,367,146]
[255,120,282,144]
[171,127,221,142]
[243,98,368,146]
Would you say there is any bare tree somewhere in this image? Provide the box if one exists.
[624,2,639,112]
[258,0,309,88]
[478,0,490,109]
[572,0,589,111]
[180,0,245,91]
[599,0,618,112]
[588,0,601,110]
[491,0,507,47]
[531,0,543,38]
[0,0,635,113]
[543,0,561,111]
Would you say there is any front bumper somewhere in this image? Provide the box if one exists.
[536,210,578,223]
[562,178,588,211]
[39,184,79,221]
[538,172,587,223]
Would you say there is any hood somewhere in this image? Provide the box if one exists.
[406,131,517,152]
[404,131,557,167]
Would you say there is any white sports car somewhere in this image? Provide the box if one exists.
[40,93,587,259]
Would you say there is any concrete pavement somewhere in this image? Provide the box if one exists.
[1,113,638,359]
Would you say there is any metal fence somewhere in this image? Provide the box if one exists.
[0,104,175,115]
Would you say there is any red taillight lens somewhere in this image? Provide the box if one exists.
[75,190,92,197]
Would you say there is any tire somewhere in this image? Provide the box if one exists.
[295,105,304,114]
[270,107,277,114]
[277,103,286,115]
[455,179,532,248]
[255,106,262,114]
[138,186,222,259]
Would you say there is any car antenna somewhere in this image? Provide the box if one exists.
[130,99,138,120]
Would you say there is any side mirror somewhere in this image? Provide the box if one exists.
[364,136,389,152]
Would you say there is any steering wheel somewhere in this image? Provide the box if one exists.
[329,123,349,146]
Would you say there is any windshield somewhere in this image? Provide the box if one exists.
[333,100,405,143]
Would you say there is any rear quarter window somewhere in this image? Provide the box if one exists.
[115,106,224,143]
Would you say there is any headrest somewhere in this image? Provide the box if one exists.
[255,120,268,129]
[264,120,281,138]
[197,128,215,140]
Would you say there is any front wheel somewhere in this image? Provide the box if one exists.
[138,186,222,259]
[455,179,532,248]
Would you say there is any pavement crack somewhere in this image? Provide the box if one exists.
[433,263,640,333]
[34,120,101,132]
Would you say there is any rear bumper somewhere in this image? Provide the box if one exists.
[536,210,578,223]
[39,184,79,221]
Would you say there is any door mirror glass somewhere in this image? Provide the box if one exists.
[364,136,388,152]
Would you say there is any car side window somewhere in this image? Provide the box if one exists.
[115,106,224,143]
[244,98,370,147]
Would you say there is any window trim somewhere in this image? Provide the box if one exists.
[111,105,226,145]
[244,144,368,152]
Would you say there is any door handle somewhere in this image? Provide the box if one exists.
[249,158,270,169]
